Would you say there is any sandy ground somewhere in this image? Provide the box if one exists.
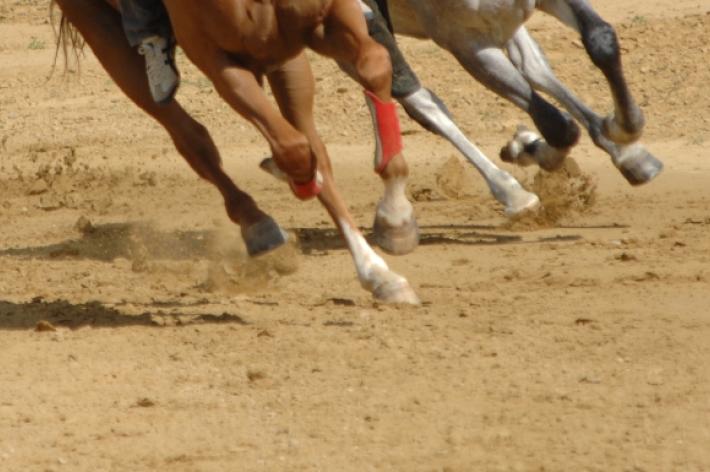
[1,1,709,471]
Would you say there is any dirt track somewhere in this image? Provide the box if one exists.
[1,1,709,471]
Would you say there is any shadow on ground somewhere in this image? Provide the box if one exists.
[0,222,583,261]
[0,298,248,331]
[0,222,216,262]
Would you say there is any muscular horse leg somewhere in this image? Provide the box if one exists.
[53,0,281,255]
[266,54,419,304]
[447,39,580,171]
[537,0,643,144]
[309,0,418,255]
[352,0,539,215]
[506,26,663,184]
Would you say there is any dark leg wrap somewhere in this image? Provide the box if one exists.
[362,0,421,99]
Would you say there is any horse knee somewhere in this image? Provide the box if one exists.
[582,21,620,69]
[274,134,314,181]
[356,42,393,95]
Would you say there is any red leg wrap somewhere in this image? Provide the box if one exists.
[289,170,323,200]
[364,90,403,174]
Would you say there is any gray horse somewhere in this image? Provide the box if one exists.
[359,0,662,190]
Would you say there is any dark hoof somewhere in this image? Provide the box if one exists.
[372,214,420,255]
[241,217,288,257]
[617,145,664,186]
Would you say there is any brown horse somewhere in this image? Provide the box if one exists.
[51,0,419,304]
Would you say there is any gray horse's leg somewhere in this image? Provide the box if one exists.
[399,88,539,215]
[507,26,663,185]
[446,39,580,170]
[357,0,539,215]
[538,0,644,144]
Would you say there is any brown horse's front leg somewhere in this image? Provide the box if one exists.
[266,54,419,304]
[53,0,282,255]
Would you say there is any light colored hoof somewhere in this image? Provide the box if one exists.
[258,157,288,182]
[372,213,420,256]
[372,277,420,305]
[488,170,541,217]
[504,189,541,217]
[616,144,663,186]
[241,217,289,257]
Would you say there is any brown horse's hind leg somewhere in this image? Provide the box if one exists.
[53,0,285,255]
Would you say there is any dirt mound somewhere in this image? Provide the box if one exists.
[506,157,597,229]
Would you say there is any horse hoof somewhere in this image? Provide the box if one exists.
[373,278,420,305]
[241,217,289,257]
[372,213,420,255]
[488,170,541,217]
[616,144,663,186]
[259,157,288,182]
[504,189,541,217]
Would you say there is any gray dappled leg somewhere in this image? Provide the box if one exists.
[449,40,580,171]
[537,0,645,144]
[355,0,539,215]
[534,0,663,183]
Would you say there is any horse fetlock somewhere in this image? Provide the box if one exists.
[529,94,580,149]
[499,127,540,167]
[273,134,314,182]
[603,110,645,145]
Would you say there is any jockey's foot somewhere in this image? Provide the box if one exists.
[139,35,180,104]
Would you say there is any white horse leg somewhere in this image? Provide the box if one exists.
[506,25,663,185]
[359,2,539,216]
[446,39,580,171]
[398,88,539,215]
[339,216,420,304]
[317,170,419,304]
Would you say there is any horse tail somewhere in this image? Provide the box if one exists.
[49,0,85,73]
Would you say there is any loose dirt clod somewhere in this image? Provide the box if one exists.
[35,320,57,332]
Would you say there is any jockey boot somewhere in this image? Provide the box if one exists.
[138,35,180,104]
